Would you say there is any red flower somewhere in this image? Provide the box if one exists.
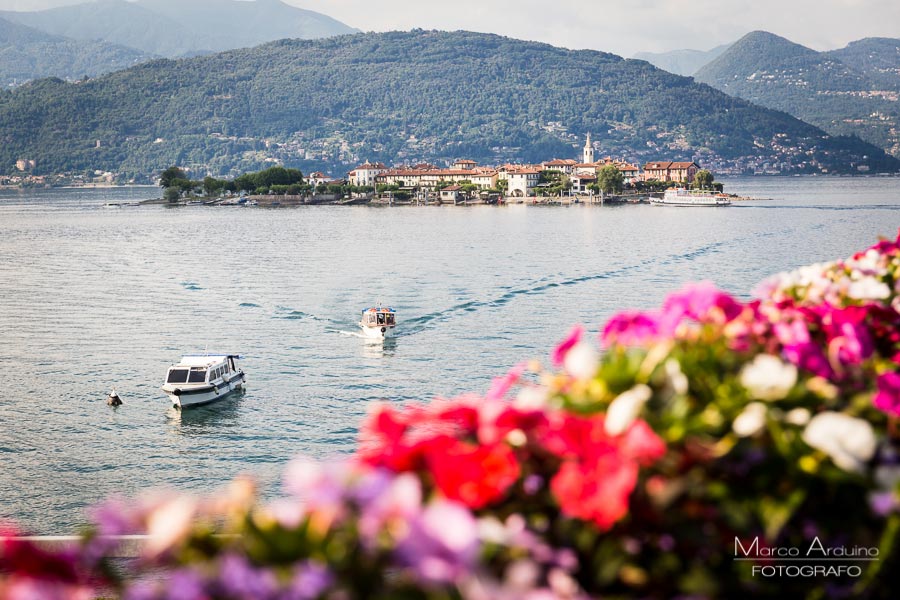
[539,413,665,530]
[423,436,520,509]
[358,404,418,472]
[550,457,638,531]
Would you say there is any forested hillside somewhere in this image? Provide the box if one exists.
[1,30,896,177]
[695,31,900,157]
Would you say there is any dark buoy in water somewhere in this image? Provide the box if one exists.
[106,389,122,407]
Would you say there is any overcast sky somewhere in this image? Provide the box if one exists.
[1,0,898,56]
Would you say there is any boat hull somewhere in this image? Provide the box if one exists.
[359,323,395,340]
[163,374,244,409]
[650,199,730,206]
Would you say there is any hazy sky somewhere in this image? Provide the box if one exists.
[1,0,898,56]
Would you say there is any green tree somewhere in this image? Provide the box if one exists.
[159,166,186,188]
[163,186,181,203]
[694,169,714,190]
[597,164,624,194]
[203,176,224,196]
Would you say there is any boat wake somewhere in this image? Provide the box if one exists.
[328,328,366,339]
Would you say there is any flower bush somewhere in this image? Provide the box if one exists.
[3,232,900,599]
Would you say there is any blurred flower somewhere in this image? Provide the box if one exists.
[605,384,652,435]
[733,402,767,437]
[739,354,797,401]
[802,412,877,473]
[286,561,333,600]
[874,372,900,416]
[552,325,583,367]
[145,496,198,557]
[395,500,478,584]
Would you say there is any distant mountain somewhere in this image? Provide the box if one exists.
[825,37,900,90]
[633,43,731,76]
[0,16,149,86]
[0,30,895,177]
[0,0,358,58]
[695,31,900,157]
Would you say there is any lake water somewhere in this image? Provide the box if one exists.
[1,177,899,534]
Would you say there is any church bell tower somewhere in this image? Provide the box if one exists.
[583,133,594,164]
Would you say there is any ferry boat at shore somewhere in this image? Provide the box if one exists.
[161,354,245,408]
[359,306,397,340]
[651,188,731,207]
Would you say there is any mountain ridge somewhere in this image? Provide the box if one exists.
[0,15,151,86]
[1,30,895,177]
[694,31,900,157]
[0,0,358,58]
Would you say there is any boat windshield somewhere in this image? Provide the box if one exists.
[167,369,189,384]
[188,368,207,383]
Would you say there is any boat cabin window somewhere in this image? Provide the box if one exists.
[167,369,189,384]
[188,368,207,383]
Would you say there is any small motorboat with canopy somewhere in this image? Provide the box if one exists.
[359,306,396,339]
[161,354,245,408]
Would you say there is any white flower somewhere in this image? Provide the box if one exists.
[604,384,652,436]
[514,385,548,410]
[563,342,598,380]
[784,408,811,426]
[802,412,877,474]
[847,276,891,300]
[145,496,198,556]
[733,402,768,437]
[739,354,797,401]
[664,358,688,396]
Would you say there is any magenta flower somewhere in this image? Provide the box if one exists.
[659,281,743,332]
[874,372,900,416]
[552,325,583,366]
[822,306,873,367]
[601,310,662,347]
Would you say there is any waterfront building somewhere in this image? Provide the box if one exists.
[642,161,699,183]
[348,161,387,186]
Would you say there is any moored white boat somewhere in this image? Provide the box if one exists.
[359,306,397,340]
[161,354,245,409]
[651,188,731,206]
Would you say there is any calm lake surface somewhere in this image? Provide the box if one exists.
[1,176,899,533]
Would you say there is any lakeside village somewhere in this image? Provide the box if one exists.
[150,136,723,207]
[5,136,725,204]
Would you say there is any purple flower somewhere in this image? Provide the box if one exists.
[870,491,899,516]
[165,568,208,600]
[216,554,277,600]
[283,561,334,600]
[874,372,900,416]
[394,500,478,584]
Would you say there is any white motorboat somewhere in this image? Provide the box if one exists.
[651,188,731,206]
[359,306,397,340]
[161,354,245,409]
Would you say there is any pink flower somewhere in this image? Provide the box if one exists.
[601,310,663,347]
[485,362,526,401]
[551,325,583,366]
[659,281,743,333]
[874,372,900,416]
